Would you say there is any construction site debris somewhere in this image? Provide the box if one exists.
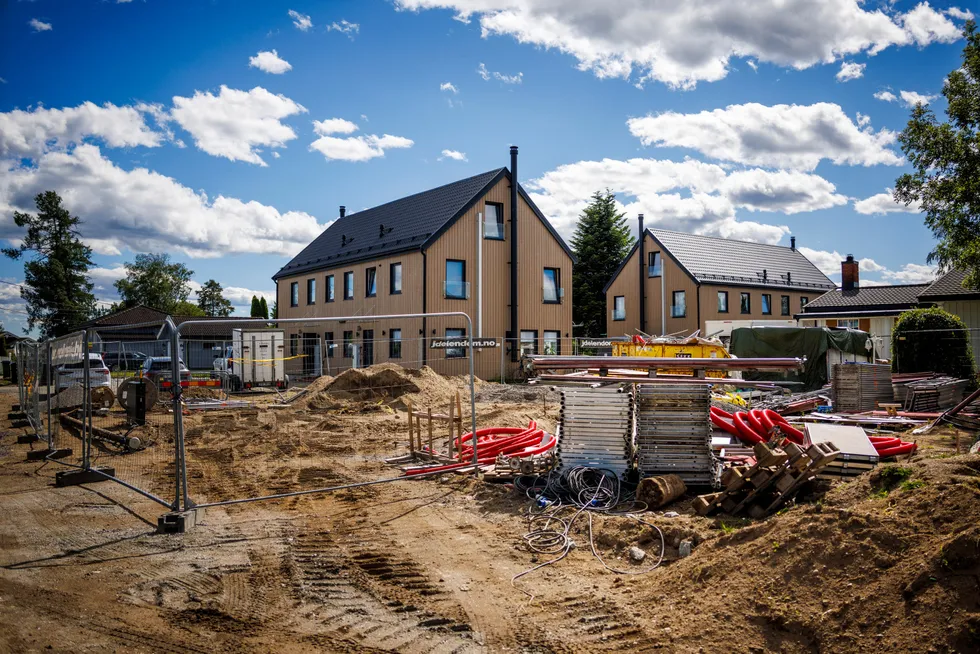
[894,374,969,411]
[831,363,892,411]
[636,474,687,508]
[803,423,880,479]
[695,440,839,518]
[556,386,633,478]
[636,384,716,486]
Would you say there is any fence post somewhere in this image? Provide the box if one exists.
[45,341,53,450]
[170,322,190,511]
[81,333,91,469]
[16,342,24,410]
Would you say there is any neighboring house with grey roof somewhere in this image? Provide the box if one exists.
[273,147,574,381]
[603,222,835,338]
[798,258,980,361]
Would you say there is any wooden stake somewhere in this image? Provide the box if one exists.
[427,407,433,456]
[407,398,414,456]
[448,398,455,459]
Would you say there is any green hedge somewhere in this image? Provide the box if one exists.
[892,307,976,379]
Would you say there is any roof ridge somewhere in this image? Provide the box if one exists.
[648,226,794,250]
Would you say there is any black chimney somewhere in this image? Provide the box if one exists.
[339,205,346,218]
[638,214,646,334]
[510,146,519,362]
[790,236,796,251]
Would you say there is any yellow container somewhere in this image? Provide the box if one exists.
[611,338,732,378]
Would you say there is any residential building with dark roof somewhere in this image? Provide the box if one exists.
[797,257,980,360]
[272,147,574,380]
[603,221,835,338]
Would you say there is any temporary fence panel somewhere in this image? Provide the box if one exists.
[176,313,479,511]
[42,332,88,470]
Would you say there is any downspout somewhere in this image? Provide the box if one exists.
[696,284,701,336]
[509,145,519,361]
[476,212,483,338]
[638,215,646,335]
[422,250,428,365]
[661,263,666,336]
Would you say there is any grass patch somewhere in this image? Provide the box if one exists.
[901,479,926,491]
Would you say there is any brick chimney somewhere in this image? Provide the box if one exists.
[841,254,859,291]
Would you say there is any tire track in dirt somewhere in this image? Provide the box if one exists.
[290,528,482,653]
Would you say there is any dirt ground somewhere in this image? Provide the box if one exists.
[1,367,979,653]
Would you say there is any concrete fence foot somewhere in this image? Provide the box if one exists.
[157,508,202,534]
[55,466,115,487]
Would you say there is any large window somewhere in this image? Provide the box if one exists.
[781,295,790,316]
[613,296,626,321]
[326,275,335,302]
[390,328,402,358]
[543,267,561,303]
[365,267,377,297]
[290,282,299,307]
[717,291,729,313]
[484,202,504,240]
[307,278,316,305]
[343,271,354,300]
[325,332,335,358]
[543,330,560,355]
[446,328,465,358]
[520,330,538,356]
[740,292,751,314]
[390,262,402,294]
[838,319,859,329]
[648,251,662,277]
[671,290,686,318]
[761,293,772,315]
[800,296,809,309]
[445,259,467,299]
[343,330,354,358]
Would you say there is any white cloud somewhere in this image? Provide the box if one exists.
[88,265,128,290]
[170,86,307,165]
[440,82,459,93]
[312,118,359,135]
[0,101,164,158]
[327,20,360,38]
[289,9,312,31]
[898,89,936,107]
[874,88,936,107]
[248,49,292,74]
[797,247,849,277]
[439,149,467,161]
[0,144,328,258]
[856,112,871,127]
[746,60,758,72]
[882,263,938,284]
[524,157,846,243]
[477,62,523,84]
[945,8,974,20]
[29,18,52,32]
[627,102,903,171]
[836,61,865,82]
[396,1,967,89]
[853,189,922,214]
[309,120,414,162]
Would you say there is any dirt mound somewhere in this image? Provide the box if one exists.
[475,384,558,404]
[182,387,224,400]
[296,364,480,410]
[625,454,980,653]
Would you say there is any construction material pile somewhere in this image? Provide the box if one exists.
[893,374,969,411]
[636,384,715,485]
[556,386,634,478]
[831,363,893,411]
[401,420,556,476]
[694,439,840,518]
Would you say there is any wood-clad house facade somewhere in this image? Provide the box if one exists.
[604,227,835,339]
[273,148,574,381]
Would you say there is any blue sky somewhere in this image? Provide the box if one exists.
[0,0,973,334]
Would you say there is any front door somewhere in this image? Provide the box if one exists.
[362,330,374,367]
[302,334,318,378]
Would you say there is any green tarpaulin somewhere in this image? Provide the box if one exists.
[729,327,872,391]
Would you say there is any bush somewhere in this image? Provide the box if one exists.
[892,307,976,379]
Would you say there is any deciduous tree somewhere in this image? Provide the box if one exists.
[114,253,194,313]
[895,20,980,289]
[197,279,233,317]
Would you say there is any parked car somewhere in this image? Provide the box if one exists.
[101,350,148,372]
[56,353,112,391]
[140,357,192,389]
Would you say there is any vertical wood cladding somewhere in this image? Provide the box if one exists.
[275,176,573,380]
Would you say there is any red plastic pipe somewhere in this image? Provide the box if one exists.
[875,442,917,457]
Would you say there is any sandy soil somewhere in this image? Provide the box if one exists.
[1,368,978,653]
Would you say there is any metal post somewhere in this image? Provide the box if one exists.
[45,341,53,449]
[82,334,91,469]
[16,343,23,409]
[500,337,505,383]
[169,320,189,511]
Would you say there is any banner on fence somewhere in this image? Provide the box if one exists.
[50,333,85,365]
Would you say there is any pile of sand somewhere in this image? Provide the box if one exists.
[295,364,479,410]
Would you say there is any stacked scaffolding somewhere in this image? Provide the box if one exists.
[832,364,893,412]
[556,386,634,478]
[636,384,717,486]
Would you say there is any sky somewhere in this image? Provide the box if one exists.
[0,0,974,335]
